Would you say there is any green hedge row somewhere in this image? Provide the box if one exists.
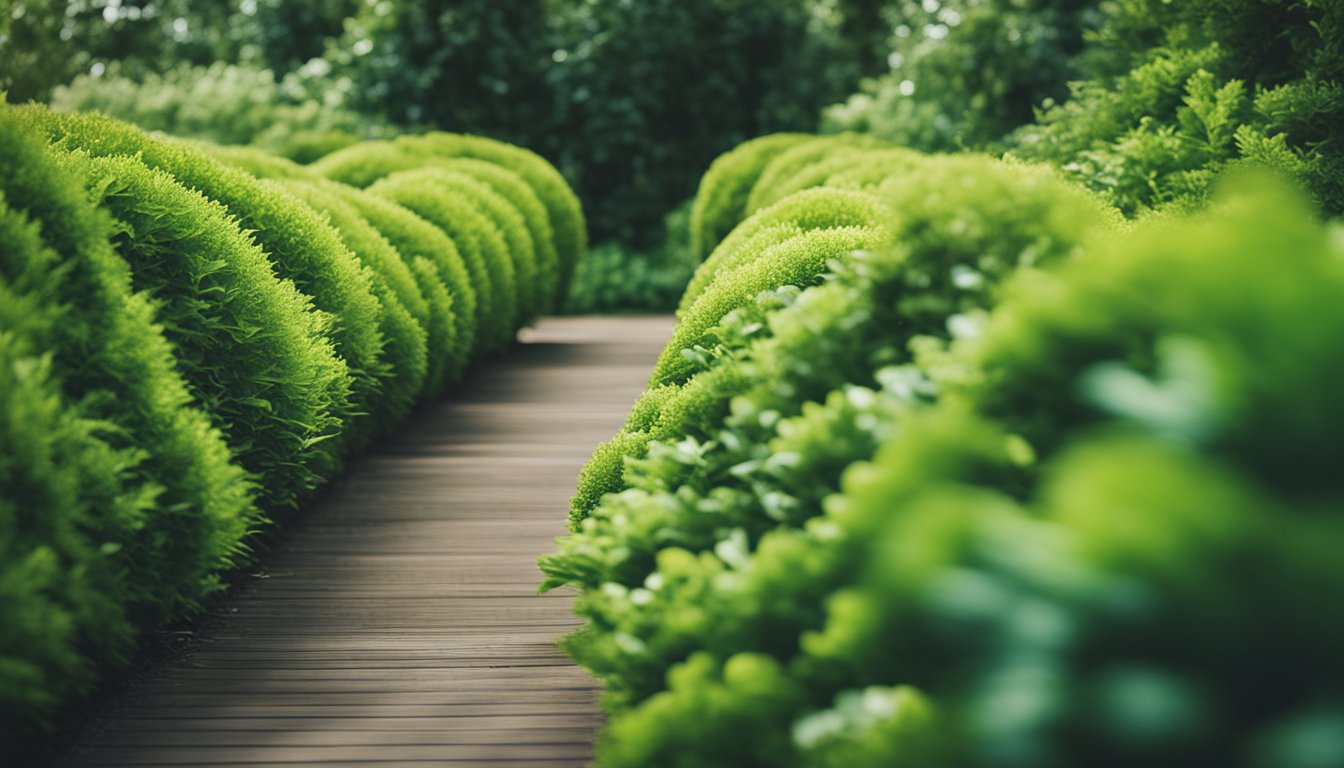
[0,103,581,752]
[543,138,1344,766]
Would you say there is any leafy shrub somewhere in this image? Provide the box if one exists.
[17,105,389,466]
[681,186,892,313]
[314,134,583,311]
[821,0,1104,152]
[368,170,514,353]
[67,151,349,511]
[396,133,586,308]
[1008,0,1344,215]
[280,179,430,426]
[329,186,473,391]
[0,110,253,747]
[546,134,1344,765]
[744,134,895,214]
[689,133,814,261]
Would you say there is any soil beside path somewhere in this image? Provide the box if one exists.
[63,316,675,768]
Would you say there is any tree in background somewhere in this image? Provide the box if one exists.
[822,0,1104,151]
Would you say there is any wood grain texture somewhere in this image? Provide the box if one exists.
[66,316,674,768]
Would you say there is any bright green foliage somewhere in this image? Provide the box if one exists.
[309,139,423,188]
[396,133,586,306]
[368,170,515,353]
[380,167,536,334]
[69,152,348,510]
[0,112,253,746]
[331,186,472,390]
[313,134,582,312]
[547,142,1344,766]
[654,225,889,385]
[434,157,557,317]
[193,140,317,180]
[681,187,891,313]
[745,135,893,215]
[762,147,922,209]
[282,179,430,426]
[689,133,813,260]
[17,106,389,459]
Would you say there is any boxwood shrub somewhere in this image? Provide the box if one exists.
[689,132,813,261]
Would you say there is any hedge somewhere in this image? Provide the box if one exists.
[16,105,388,463]
[543,144,1342,765]
[368,169,515,353]
[1,112,253,745]
[313,133,584,310]
[1,103,583,754]
[325,185,474,390]
[688,132,813,261]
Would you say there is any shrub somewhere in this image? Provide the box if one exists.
[681,187,891,314]
[744,134,893,215]
[191,141,316,180]
[547,140,1344,765]
[368,170,513,352]
[68,151,349,511]
[0,110,252,746]
[280,179,430,426]
[309,139,423,189]
[17,105,388,463]
[330,186,473,390]
[395,133,586,307]
[689,133,813,261]
[435,157,557,317]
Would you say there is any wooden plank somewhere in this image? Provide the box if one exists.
[62,316,672,767]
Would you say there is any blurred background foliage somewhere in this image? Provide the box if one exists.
[2,0,1340,309]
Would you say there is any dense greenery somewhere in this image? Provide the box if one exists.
[545,133,1344,765]
[0,103,580,755]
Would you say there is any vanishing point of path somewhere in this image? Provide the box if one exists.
[66,316,675,768]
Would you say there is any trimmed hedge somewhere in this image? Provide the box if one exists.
[312,133,583,311]
[1,113,253,744]
[688,132,813,261]
[16,106,388,463]
[1,103,582,754]
[368,169,515,353]
[545,140,1341,765]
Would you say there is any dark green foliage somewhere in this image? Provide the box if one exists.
[689,133,814,261]
[822,0,1105,152]
[1009,0,1344,215]
[49,62,386,161]
[17,106,389,460]
[0,111,254,747]
[331,186,473,389]
[566,202,699,315]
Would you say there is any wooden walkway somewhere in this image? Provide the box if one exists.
[67,316,675,768]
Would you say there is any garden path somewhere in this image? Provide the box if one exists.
[66,316,675,768]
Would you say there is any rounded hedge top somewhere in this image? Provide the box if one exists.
[17,105,389,461]
[689,132,814,261]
